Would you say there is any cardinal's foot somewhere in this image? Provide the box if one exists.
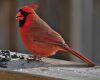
[27,55,43,63]
[33,56,42,62]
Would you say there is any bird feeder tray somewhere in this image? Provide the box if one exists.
[0,51,99,80]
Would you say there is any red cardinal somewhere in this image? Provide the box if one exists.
[16,4,95,67]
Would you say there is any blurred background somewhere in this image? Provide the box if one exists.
[0,0,100,64]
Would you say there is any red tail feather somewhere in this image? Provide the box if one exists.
[62,45,95,67]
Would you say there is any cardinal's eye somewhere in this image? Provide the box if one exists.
[19,9,29,17]
[19,9,33,15]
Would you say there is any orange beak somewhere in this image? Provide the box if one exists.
[16,12,24,21]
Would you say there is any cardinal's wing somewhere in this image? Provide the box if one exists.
[28,17,65,46]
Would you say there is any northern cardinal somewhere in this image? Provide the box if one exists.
[16,4,95,67]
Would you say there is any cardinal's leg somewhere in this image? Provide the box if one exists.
[27,54,42,63]
[33,55,42,62]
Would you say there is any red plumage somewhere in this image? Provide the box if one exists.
[16,5,95,67]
